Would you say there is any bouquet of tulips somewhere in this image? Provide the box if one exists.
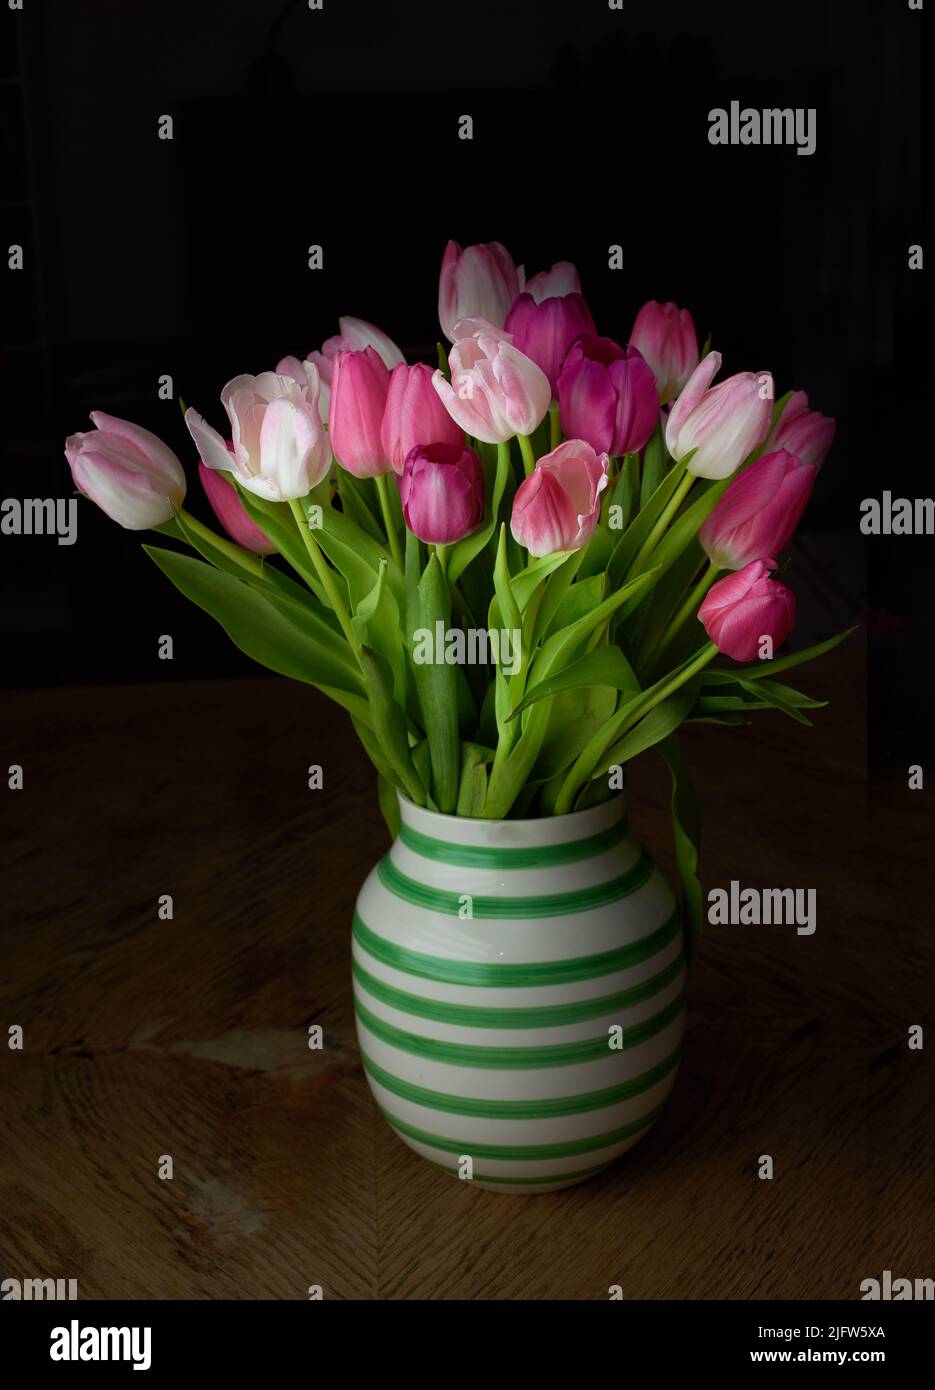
[64,239,850,954]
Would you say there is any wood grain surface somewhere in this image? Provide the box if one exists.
[1,636,932,1300]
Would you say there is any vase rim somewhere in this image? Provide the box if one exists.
[396,790,628,846]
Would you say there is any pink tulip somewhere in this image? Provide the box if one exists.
[438,240,524,342]
[198,460,276,555]
[504,292,596,397]
[768,390,836,470]
[380,362,464,476]
[64,411,186,529]
[698,449,816,571]
[698,557,796,662]
[510,440,609,556]
[557,334,658,457]
[629,300,699,403]
[523,260,582,304]
[665,352,773,479]
[186,363,330,501]
[284,317,403,419]
[432,320,551,443]
[328,346,392,478]
[399,443,485,544]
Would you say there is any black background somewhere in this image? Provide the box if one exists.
[0,0,927,766]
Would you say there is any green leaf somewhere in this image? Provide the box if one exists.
[533,550,587,644]
[577,522,615,580]
[143,545,369,720]
[448,439,512,585]
[608,457,687,589]
[509,550,575,610]
[411,554,460,813]
[233,488,333,609]
[359,645,425,806]
[334,468,385,543]
[377,774,401,839]
[531,568,658,687]
[456,742,494,817]
[615,475,731,623]
[509,645,640,718]
[640,423,667,510]
[534,684,619,787]
[594,680,700,773]
[712,626,857,682]
[545,573,606,636]
[353,557,407,707]
[657,733,703,965]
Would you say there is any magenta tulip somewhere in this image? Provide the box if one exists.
[64,411,186,529]
[523,260,582,304]
[557,334,658,457]
[698,558,796,662]
[504,292,596,397]
[198,461,276,555]
[510,440,609,557]
[665,352,773,479]
[399,443,485,544]
[629,300,699,403]
[768,390,836,470]
[438,240,523,342]
[698,449,816,571]
[380,362,464,476]
[432,320,551,443]
[328,346,392,478]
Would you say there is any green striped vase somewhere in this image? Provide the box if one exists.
[352,791,686,1193]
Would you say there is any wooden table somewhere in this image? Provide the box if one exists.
[2,639,931,1299]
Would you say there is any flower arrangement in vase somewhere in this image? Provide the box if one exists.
[64,240,850,1191]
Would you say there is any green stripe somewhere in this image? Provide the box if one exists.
[361,1044,682,1117]
[378,849,653,917]
[354,992,684,1068]
[377,1100,665,1160]
[419,1156,613,1186]
[352,906,682,986]
[397,817,629,869]
[352,954,684,1028]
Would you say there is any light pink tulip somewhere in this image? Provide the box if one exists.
[186,363,330,502]
[438,240,524,342]
[698,557,796,662]
[523,260,582,304]
[399,443,485,544]
[328,346,392,478]
[510,440,609,556]
[433,320,551,444]
[278,317,404,420]
[698,449,816,571]
[198,460,276,555]
[629,300,699,402]
[64,411,186,529]
[768,390,836,470]
[380,362,464,476]
[665,352,773,479]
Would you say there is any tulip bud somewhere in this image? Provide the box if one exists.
[198,461,276,555]
[380,362,464,476]
[523,260,582,304]
[510,439,609,557]
[665,352,773,480]
[629,299,699,403]
[64,411,187,529]
[557,334,658,457]
[698,449,816,571]
[328,346,392,478]
[768,390,836,470]
[293,316,404,419]
[187,363,331,501]
[438,240,523,342]
[698,557,796,662]
[432,320,551,443]
[504,292,596,398]
[399,442,485,544]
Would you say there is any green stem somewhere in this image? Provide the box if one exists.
[649,559,722,675]
[434,543,448,579]
[517,432,537,477]
[177,508,265,577]
[287,498,360,659]
[374,472,404,569]
[628,469,694,577]
[548,403,561,452]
